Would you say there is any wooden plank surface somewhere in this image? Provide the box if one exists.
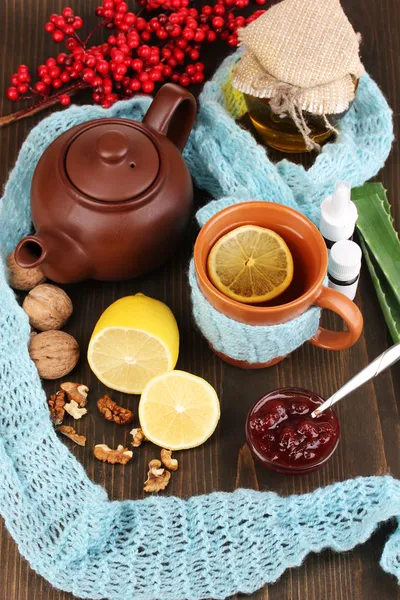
[0,0,399,598]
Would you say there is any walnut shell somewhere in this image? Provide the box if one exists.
[29,330,79,380]
[22,284,73,331]
[7,251,46,291]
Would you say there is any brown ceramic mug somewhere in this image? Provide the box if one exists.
[193,201,363,368]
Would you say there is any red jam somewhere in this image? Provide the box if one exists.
[246,387,340,474]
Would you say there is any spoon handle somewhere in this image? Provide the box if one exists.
[312,341,400,417]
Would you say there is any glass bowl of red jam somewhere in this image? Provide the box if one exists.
[246,387,340,475]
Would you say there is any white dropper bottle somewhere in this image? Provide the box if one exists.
[319,181,358,250]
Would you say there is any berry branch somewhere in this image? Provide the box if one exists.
[2,0,266,128]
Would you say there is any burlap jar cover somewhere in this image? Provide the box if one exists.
[233,0,365,150]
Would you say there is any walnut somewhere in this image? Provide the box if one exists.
[6,250,46,291]
[94,444,133,465]
[97,395,134,425]
[48,390,66,425]
[161,449,178,471]
[29,330,79,380]
[144,459,171,493]
[60,382,89,407]
[65,400,87,420]
[22,283,73,331]
[58,425,86,446]
[130,427,147,447]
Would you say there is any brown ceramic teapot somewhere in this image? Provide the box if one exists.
[15,83,196,283]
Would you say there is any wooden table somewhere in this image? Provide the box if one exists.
[0,1,399,598]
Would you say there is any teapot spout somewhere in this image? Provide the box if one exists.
[15,235,47,269]
[15,232,91,283]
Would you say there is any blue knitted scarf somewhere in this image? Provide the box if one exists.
[0,51,399,599]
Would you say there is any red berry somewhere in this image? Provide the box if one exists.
[142,80,155,93]
[182,27,194,40]
[202,5,213,15]
[57,53,67,64]
[59,94,71,106]
[34,81,47,93]
[149,69,162,81]
[45,22,55,33]
[96,60,109,75]
[162,65,172,77]
[212,16,224,28]
[42,75,52,86]
[49,66,61,79]
[6,87,19,101]
[10,74,19,86]
[112,50,125,63]
[52,78,62,89]
[186,64,196,76]
[129,78,141,91]
[138,45,151,58]
[73,16,83,29]
[207,30,217,42]
[194,28,205,42]
[192,72,204,83]
[82,68,96,83]
[131,58,143,71]
[179,74,191,87]
[60,71,71,83]
[189,49,200,60]
[138,71,149,82]
[53,30,65,43]
[62,7,74,18]
[213,4,225,14]
[38,65,48,77]
[17,83,28,94]
[18,71,31,83]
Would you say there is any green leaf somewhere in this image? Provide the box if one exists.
[352,187,400,305]
[359,233,400,343]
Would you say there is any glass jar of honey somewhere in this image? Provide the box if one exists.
[244,79,358,154]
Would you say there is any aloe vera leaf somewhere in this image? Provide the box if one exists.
[352,192,400,305]
[352,182,392,219]
[359,233,400,343]
[351,182,387,203]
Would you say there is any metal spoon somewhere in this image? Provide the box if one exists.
[311,341,400,418]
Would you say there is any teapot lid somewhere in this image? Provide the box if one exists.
[65,121,160,202]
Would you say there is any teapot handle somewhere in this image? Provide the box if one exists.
[143,83,197,153]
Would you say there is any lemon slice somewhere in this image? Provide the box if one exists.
[207,224,294,304]
[139,370,220,450]
[88,294,179,394]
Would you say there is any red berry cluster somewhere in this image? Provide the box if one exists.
[6,0,266,113]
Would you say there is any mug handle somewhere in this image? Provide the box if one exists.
[309,286,363,350]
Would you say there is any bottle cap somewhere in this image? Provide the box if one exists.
[329,240,362,281]
[319,181,358,242]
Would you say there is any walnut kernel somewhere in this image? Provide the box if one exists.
[29,330,79,380]
[58,425,86,446]
[144,459,171,493]
[65,400,87,420]
[94,444,133,465]
[60,382,89,407]
[22,283,73,331]
[97,395,134,425]
[161,449,178,471]
[130,427,147,447]
[7,250,46,291]
[48,390,66,425]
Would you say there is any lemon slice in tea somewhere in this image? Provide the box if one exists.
[207,225,294,304]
